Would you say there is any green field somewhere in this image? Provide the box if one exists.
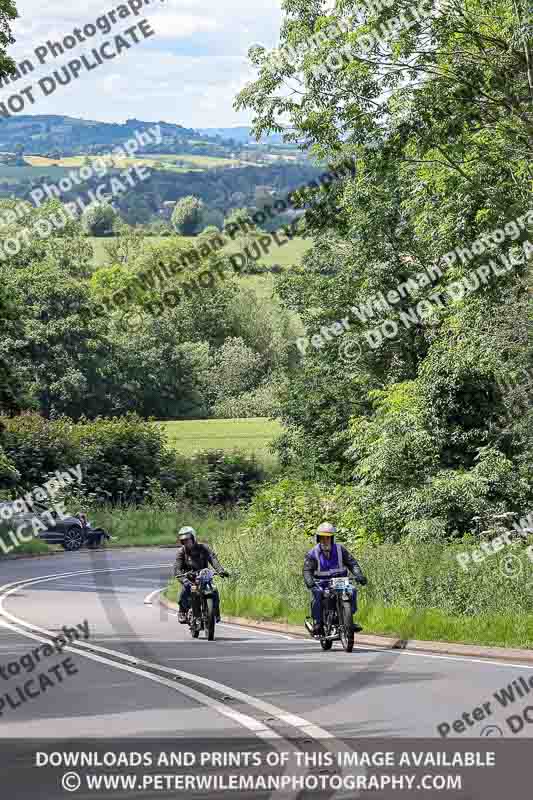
[0,164,73,183]
[26,154,240,172]
[88,235,192,266]
[89,234,310,270]
[226,235,311,268]
[157,417,282,462]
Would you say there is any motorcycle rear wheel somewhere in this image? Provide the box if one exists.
[339,599,354,652]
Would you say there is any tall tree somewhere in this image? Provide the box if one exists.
[236,0,533,536]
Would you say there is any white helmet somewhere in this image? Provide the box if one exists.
[178,525,196,544]
[316,522,336,543]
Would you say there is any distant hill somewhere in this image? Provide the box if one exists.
[0,115,228,155]
[197,127,290,145]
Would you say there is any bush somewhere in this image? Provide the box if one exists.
[212,382,279,419]
[81,202,120,236]
[171,196,206,235]
[210,523,533,622]
[71,414,180,504]
[0,414,78,493]
[0,413,267,509]
[246,478,383,546]
[180,450,265,507]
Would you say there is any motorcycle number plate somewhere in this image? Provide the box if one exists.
[330,578,350,590]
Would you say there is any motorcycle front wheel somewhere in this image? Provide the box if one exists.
[340,600,354,653]
[205,597,215,641]
[339,599,354,652]
[189,611,200,639]
[320,610,333,650]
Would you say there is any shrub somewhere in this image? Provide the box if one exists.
[246,478,383,546]
[0,414,77,492]
[0,414,267,509]
[171,196,206,235]
[212,382,279,419]
[181,450,265,507]
[71,414,180,504]
[81,202,120,236]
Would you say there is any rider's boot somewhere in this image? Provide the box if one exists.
[178,610,188,624]
[353,620,363,632]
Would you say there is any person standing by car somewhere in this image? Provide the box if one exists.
[303,522,367,636]
[174,526,229,623]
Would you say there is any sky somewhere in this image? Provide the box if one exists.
[1,0,284,129]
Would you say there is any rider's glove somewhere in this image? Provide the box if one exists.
[357,575,368,586]
[183,578,192,588]
[218,569,230,578]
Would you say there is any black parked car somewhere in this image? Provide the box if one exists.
[38,510,111,551]
[0,503,111,551]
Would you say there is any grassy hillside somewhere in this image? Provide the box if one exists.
[157,417,282,465]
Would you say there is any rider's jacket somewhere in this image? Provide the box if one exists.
[174,542,224,584]
[303,543,364,589]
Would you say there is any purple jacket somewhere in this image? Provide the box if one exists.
[303,543,364,589]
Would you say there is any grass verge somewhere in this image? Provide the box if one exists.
[164,579,533,650]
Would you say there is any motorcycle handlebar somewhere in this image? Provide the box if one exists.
[174,570,235,581]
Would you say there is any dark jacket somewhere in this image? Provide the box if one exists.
[303,543,364,589]
[174,542,225,584]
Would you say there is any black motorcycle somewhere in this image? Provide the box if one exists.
[305,576,358,652]
[180,568,220,641]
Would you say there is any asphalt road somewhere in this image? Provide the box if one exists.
[1,548,532,798]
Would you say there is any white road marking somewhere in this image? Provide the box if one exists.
[144,587,165,605]
[0,615,280,739]
[0,567,333,740]
[218,622,295,640]
[352,641,533,669]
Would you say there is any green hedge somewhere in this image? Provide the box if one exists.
[0,413,265,508]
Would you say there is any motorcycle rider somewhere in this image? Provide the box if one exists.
[303,522,367,636]
[174,526,229,624]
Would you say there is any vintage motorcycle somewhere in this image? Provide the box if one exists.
[305,576,358,652]
[182,568,220,641]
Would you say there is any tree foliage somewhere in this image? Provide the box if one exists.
[236,0,533,538]
[171,195,206,235]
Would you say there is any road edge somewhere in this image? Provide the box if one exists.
[0,544,177,561]
[159,592,533,663]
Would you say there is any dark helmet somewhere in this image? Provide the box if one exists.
[315,521,336,544]
[178,525,196,545]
